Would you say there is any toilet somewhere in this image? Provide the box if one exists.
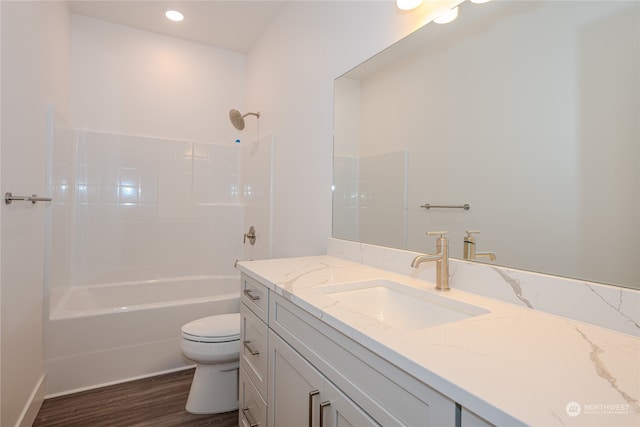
[180,313,241,414]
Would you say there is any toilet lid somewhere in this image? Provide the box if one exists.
[181,313,240,343]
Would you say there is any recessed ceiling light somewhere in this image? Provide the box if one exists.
[165,10,184,22]
[396,0,423,10]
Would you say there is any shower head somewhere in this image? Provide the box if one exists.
[229,109,260,130]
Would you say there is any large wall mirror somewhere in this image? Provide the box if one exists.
[333,0,639,290]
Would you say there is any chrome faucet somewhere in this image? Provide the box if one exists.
[411,231,450,291]
[463,230,496,261]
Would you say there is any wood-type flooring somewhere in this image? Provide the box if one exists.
[33,368,239,426]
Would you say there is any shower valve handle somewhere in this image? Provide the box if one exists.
[243,226,256,246]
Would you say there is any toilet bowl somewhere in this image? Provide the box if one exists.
[180,312,240,414]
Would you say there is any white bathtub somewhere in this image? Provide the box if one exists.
[45,276,241,397]
[50,275,239,319]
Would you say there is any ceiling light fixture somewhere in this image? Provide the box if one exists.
[434,6,459,24]
[396,0,423,11]
[165,10,184,22]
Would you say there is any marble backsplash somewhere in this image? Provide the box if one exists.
[328,238,639,336]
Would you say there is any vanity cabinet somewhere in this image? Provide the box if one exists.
[269,330,377,426]
[239,272,460,426]
[269,290,456,426]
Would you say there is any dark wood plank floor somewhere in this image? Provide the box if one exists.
[33,368,239,426]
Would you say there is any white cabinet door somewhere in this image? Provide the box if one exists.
[268,330,377,427]
[322,379,380,427]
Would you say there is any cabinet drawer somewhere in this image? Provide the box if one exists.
[269,292,456,426]
[241,273,269,322]
[239,366,267,427]
[240,303,269,398]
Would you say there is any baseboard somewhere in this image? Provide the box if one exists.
[15,373,46,427]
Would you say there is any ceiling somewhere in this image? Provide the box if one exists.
[69,1,288,53]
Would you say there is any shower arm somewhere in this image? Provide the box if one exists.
[229,108,260,131]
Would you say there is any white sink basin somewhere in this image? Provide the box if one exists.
[317,279,489,330]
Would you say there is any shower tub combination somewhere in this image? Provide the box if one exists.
[44,121,273,397]
[45,276,240,396]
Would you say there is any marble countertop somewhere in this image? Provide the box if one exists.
[237,255,640,426]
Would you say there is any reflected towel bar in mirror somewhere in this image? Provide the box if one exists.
[4,192,52,205]
[420,203,470,210]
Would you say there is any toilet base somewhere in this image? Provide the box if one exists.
[185,361,239,414]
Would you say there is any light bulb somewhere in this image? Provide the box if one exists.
[165,10,184,22]
[396,0,423,11]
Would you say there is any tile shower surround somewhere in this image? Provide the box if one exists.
[50,130,244,288]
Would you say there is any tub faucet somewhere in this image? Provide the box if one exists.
[411,231,450,291]
[463,230,496,261]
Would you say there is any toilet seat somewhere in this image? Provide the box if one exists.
[181,313,240,343]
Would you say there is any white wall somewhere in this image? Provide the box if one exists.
[70,15,246,144]
[65,14,256,286]
[246,0,462,258]
[0,1,70,425]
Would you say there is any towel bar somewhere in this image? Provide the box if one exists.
[4,192,52,205]
[420,203,470,210]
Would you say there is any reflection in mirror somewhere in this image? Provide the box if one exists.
[333,0,639,289]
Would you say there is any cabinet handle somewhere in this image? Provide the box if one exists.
[243,289,261,301]
[308,390,319,427]
[242,407,260,427]
[243,339,260,356]
[319,401,331,427]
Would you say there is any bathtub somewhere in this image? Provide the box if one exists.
[44,276,241,397]
[50,275,239,319]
